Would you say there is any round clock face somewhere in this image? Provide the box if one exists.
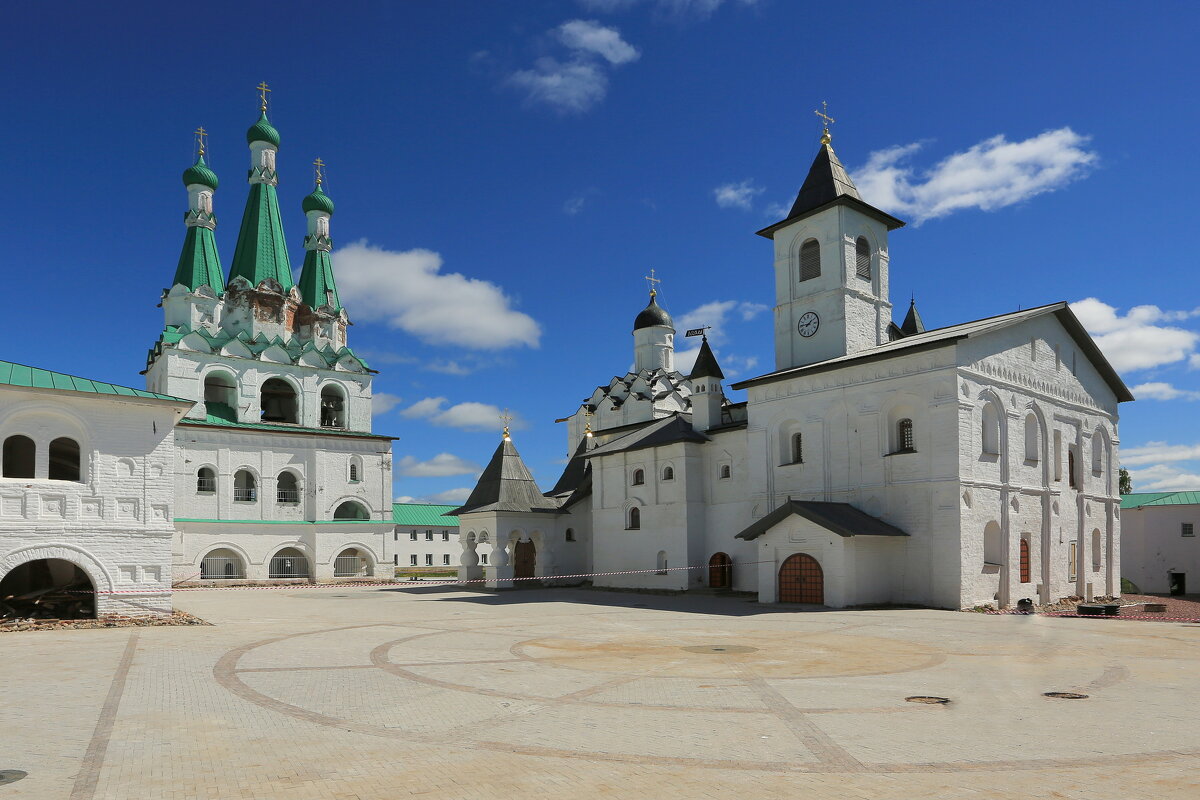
[797,311,820,338]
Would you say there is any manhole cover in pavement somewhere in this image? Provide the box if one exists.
[0,771,28,786]
[681,645,759,654]
[1044,691,1088,699]
[905,695,951,704]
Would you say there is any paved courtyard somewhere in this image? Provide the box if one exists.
[3,585,1200,799]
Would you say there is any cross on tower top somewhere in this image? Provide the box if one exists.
[313,157,326,186]
[814,100,835,145]
[256,81,271,112]
[194,126,208,157]
[500,409,513,440]
[645,269,661,298]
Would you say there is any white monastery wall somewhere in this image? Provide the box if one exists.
[1120,505,1198,594]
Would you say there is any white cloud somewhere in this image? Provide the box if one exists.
[578,0,757,19]
[401,396,527,433]
[1130,382,1200,401]
[1070,298,1200,373]
[334,241,540,350]
[713,180,764,210]
[763,200,791,219]
[855,128,1097,225]
[396,453,483,478]
[1189,353,1200,370]
[1125,463,1200,492]
[1121,441,1200,467]
[676,300,768,345]
[427,488,473,504]
[371,392,402,416]
[393,495,419,504]
[564,194,587,215]
[424,360,473,376]
[556,19,640,64]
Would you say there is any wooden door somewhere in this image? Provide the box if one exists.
[709,552,732,588]
[778,553,823,604]
[514,540,536,580]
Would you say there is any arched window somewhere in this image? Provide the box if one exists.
[1068,449,1078,489]
[799,239,821,281]
[719,464,731,479]
[1024,414,1039,462]
[791,432,804,464]
[348,456,362,483]
[233,470,257,502]
[260,378,298,423]
[320,385,346,428]
[277,471,299,504]
[662,465,674,481]
[1091,529,1102,569]
[565,528,576,542]
[855,236,871,280]
[200,547,245,580]
[2,435,35,478]
[1092,431,1105,474]
[334,500,369,520]
[981,404,1000,455]
[632,468,644,486]
[48,437,80,481]
[1019,538,1031,583]
[627,507,640,530]
[983,522,1002,568]
[204,372,237,420]
[656,550,668,575]
[897,418,914,452]
[196,467,216,493]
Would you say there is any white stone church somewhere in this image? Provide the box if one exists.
[454,126,1132,610]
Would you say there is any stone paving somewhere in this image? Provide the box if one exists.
[3,584,1200,799]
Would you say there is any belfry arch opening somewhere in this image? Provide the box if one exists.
[320,385,346,428]
[0,559,95,620]
[260,378,298,424]
[204,372,238,420]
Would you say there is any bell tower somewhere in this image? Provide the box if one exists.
[757,107,906,371]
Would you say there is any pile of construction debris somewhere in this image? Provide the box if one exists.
[1,579,94,622]
[1,609,208,633]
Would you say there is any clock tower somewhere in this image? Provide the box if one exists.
[757,114,905,371]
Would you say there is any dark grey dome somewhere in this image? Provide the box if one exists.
[634,294,674,330]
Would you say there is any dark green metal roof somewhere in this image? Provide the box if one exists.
[0,360,186,402]
[173,225,225,292]
[392,503,460,526]
[229,182,294,289]
[1122,492,1200,509]
[298,249,340,310]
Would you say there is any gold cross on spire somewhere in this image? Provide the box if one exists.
[313,157,326,186]
[500,409,513,440]
[814,100,835,145]
[194,126,208,157]
[583,406,594,437]
[645,268,661,298]
[256,81,271,112]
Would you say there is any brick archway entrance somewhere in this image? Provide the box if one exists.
[778,553,823,604]
[708,552,732,589]
[514,540,536,580]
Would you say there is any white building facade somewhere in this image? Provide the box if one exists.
[454,127,1131,610]
[0,364,192,617]
[1120,492,1200,595]
[145,100,394,584]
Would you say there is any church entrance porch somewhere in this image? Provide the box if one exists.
[709,552,732,589]
[778,553,824,604]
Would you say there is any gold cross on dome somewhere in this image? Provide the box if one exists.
[500,409,513,439]
[256,81,271,112]
[645,268,661,297]
[814,101,835,144]
[194,126,208,157]
[313,157,326,186]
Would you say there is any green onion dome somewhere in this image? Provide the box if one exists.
[246,111,281,148]
[302,184,335,215]
[181,155,219,190]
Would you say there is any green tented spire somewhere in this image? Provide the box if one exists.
[228,101,294,290]
[298,167,340,310]
[174,145,225,292]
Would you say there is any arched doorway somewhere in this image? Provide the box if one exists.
[200,548,246,580]
[0,559,95,620]
[709,552,732,589]
[778,553,823,604]
[269,547,310,579]
[333,548,372,578]
[513,540,536,580]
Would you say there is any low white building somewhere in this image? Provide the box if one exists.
[0,361,191,618]
[1120,492,1200,595]
[391,503,486,574]
[454,126,1132,610]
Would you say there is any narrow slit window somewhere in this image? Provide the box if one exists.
[855,237,871,280]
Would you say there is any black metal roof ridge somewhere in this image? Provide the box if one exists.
[735,500,909,541]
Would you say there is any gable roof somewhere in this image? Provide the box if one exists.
[735,500,909,541]
[1122,491,1200,509]
[731,301,1134,403]
[449,438,559,516]
[0,359,189,405]
[583,414,709,460]
[392,503,460,526]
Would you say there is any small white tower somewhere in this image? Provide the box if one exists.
[632,282,675,373]
[687,336,724,432]
[757,108,906,371]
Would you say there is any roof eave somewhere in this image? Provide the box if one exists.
[755,196,906,239]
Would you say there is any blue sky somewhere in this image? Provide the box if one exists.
[3,1,1199,501]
